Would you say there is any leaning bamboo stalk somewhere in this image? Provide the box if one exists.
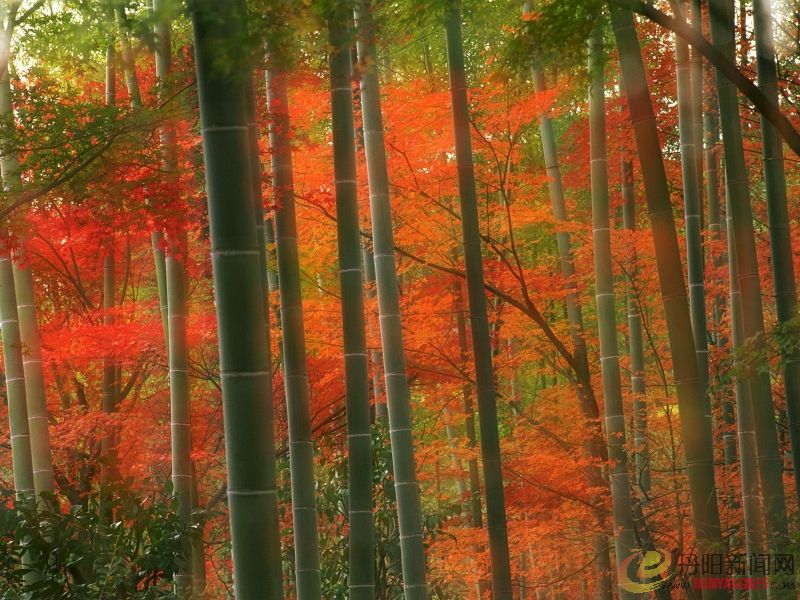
[0,253,34,503]
[752,0,800,505]
[708,0,790,563]
[609,7,726,596]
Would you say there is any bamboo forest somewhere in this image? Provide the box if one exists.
[7,0,800,598]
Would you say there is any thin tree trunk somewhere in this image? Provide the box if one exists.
[608,8,727,598]
[116,3,170,349]
[328,9,374,600]
[153,1,201,594]
[101,40,119,488]
[588,23,638,600]
[752,0,800,505]
[190,1,282,596]
[453,280,483,528]
[708,0,791,564]
[362,245,386,420]
[726,187,767,599]
[242,69,287,600]
[526,6,614,597]
[355,3,430,597]
[690,0,704,222]
[444,3,513,597]
[621,160,650,494]
[674,7,710,395]
[265,58,319,600]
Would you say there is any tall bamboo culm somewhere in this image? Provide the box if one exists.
[355,2,429,597]
[116,3,169,348]
[190,1,282,596]
[707,0,790,564]
[0,254,34,503]
[588,23,638,600]
[445,3,513,597]
[674,6,710,396]
[525,5,613,597]
[328,8,374,600]
[752,0,800,504]
[726,188,767,599]
[153,0,203,594]
[266,64,316,600]
[101,43,119,489]
[0,32,54,499]
[621,160,650,494]
[608,8,727,597]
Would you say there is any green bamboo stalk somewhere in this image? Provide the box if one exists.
[0,51,54,500]
[190,1,282,596]
[444,3,512,597]
[609,7,727,594]
[526,6,613,597]
[0,254,34,503]
[588,24,638,599]
[355,0,428,593]
[11,264,54,499]
[752,0,800,505]
[328,10,375,599]
[0,251,38,589]
[704,83,739,511]
[116,3,169,348]
[152,231,169,349]
[101,41,119,487]
[674,8,710,395]
[265,62,318,600]
[165,236,193,598]
[453,280,483,528]
[242,71,286,600]
[621,160,650,494]
[115,4,142,109]
[690,0,704,223]
[153,1,202,593]
[361,245,386,420]
[264,217,279,292]
[708,0,791,564]
[726,186,767,599]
